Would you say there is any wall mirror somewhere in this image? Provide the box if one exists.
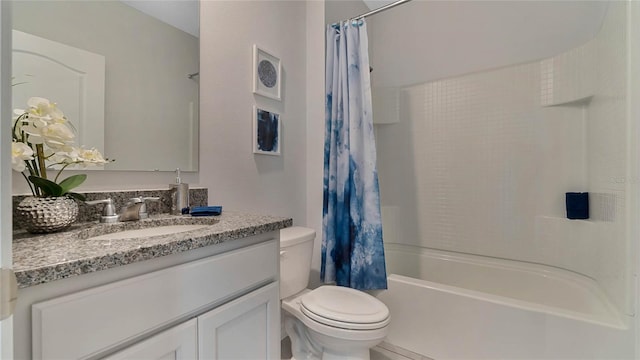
[12,0,199,172]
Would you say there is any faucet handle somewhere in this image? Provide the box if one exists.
[127,196,144,204]
[128,196,160,204]
[85,198,119,223]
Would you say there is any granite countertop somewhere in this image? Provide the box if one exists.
[13,211,292,289]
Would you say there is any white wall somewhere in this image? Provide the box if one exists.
[199,1,308,225]
[0,1,14,357]
[306,1,326,288]
[629,1,640,355]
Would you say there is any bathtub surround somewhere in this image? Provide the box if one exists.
[12,188,207,230]
[375,1,630,316]
[323,20,386,290]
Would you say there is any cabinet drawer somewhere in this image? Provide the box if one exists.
[32,239,278,359]
[103,319,197,360]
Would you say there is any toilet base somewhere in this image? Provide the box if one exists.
[320,349,371,360]
[283,309,385,360]
[288,354,371,360]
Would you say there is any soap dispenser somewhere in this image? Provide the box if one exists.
[169,168,189,215]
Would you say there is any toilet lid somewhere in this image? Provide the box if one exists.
[300,286,390,330]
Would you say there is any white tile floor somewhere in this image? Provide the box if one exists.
[372,342,433,360]
[281,338,432,360]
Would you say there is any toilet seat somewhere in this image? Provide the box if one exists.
[300,286,390,330]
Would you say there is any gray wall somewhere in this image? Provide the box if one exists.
[199,1,308,225]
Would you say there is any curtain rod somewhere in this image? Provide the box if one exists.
[348,0,413,22]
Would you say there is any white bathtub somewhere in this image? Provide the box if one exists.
[376,244,634,359]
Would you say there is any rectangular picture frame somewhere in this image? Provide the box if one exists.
[253,106,281,156]
[252,44,282,101]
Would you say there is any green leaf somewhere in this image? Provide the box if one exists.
[28,176,63,197]
[66,192,86,202]
[58,174,87,194]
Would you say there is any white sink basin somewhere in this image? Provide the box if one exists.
[88,225,209,241]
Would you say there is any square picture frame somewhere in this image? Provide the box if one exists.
[252,44,282,101]
[253,106,281,156]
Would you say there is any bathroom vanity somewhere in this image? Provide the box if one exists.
[12,211,291,359]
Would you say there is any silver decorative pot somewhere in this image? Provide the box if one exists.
[16,196,79,233]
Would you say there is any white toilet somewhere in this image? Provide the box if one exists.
[280,227,390,360]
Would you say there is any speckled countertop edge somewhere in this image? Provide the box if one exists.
[13,211,292,288]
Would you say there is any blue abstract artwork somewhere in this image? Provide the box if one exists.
[254,107,280,155]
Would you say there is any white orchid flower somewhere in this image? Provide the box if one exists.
[21,122,75,149]
[11,142,34,172]
[11,97,112,198]
[41,123,75,147]
[25,97,65,122]
[50,146,108,167]
[49,146,82,164]
[76,147,109,166]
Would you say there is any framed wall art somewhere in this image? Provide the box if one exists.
[253,44,281,101]
[253,106,281,155]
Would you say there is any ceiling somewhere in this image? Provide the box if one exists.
[121,0,199,37]
[363,0,398,11]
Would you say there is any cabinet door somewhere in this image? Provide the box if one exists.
[198,282,280,359]
[104,319,197,360]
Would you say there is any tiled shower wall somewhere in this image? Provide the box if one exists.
[377,2,629,312]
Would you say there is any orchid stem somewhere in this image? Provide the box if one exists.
[54,163,73,183]
[35,144,47,180]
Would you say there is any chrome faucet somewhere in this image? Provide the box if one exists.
[119,200,144,222]
[86,196,160,223]
[123,196,160,220]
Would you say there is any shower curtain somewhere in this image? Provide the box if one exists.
[322,20,387,290]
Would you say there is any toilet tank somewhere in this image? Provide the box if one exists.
[280,227,316,299]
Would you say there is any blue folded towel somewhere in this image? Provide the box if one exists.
[191,206,222,216]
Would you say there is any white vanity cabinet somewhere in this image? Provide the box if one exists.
[25,237,280,359]
[105,283,280,360]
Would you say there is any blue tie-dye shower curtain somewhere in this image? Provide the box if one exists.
[322,20,387,290]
